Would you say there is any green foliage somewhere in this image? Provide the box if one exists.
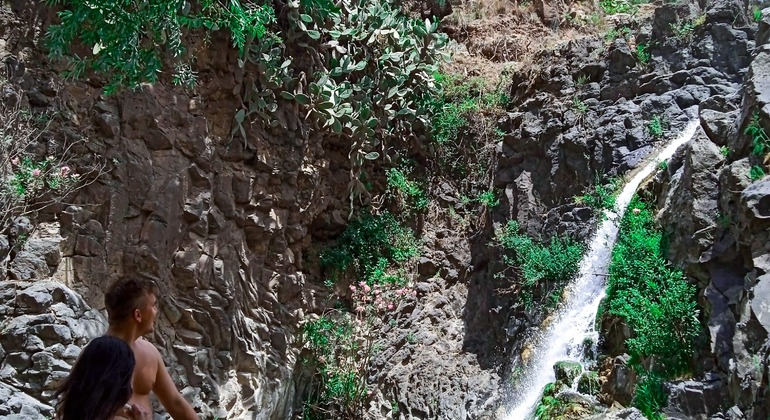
[476,189,500,208]
[604,26,631,42]
[633,373,667,420]
[497,221,584,309]
[320,212,420,286]
[579,176,620,213]
[648,114,665,138]
[753,8,763,22]
[302,312,368,416]
[386,166,428,212]
[534,383,589,419]
[657,159,668,171]
[745,111,769,157]
[670,15,705,40]
[600,0,644,15]
[750,165,766,181]
[636,44,651,65]
[572,97,589,114]
[720,146,730,157]
[46,0,274,94]
[605,197,700,375]
[575,74,589,87]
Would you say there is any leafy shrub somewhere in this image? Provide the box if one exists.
[600,0,641,14]
[657,159,668,170]
[476,190,499,208]
[605,197,700,375]
[579,175,620,213]
[750,165,766,181]
[387,167,428,212]
[497,221,584,308]
[648,115,665,138]
[633,373,667,420]
[720,146,730,157]
[605,26,631,42]
[754,8,763,22]
[636,44,651,65]
[302,313,368,417]
[572,97,589,114]
[46,0,274,94]
[0,87,99,235]
[745,111,769,157]
[320,212,420,286]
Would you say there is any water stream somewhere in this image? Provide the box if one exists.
[504,118,701,419]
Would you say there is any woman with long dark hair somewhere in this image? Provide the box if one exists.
[55,335,150,420]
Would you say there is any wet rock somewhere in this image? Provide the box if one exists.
[578,371,601,396]
[554,360,583,385]
[602,355,637,406]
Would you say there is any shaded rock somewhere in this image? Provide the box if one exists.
[578,371,601,396]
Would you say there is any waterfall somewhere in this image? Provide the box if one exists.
[503,118,701,419]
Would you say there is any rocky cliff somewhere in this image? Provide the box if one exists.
[1,0,769,419]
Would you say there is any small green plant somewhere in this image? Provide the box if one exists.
[580,175,621,213]
[720,146,730,157]
[636,43,651,65]
[497,221,584,309]
[657,159,668,170]
[600,0,640,14]
[575,74,589,87]
[605,26,632,42]
[572,97,589,114]
[750,165,767,181]
[671,15,705,39]
[716,212,731,229]
[633,373,667,420]
[387,167,428,212]
[753,8,763,22]
[477,190,500,207]
[648,115,665,138]
[745,111,769,156]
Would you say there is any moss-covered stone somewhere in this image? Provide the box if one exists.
[554,360,583,385]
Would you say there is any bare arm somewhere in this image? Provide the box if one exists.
[154,353,199,420]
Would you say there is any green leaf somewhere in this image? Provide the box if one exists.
[366,118,378,128]
[332,118,343,134]
[300,14,313,23]
[235,109,245,124]
[364,152,380,160]
[280,91,296,100]
[307,30,321,40]
[295,93,311,105]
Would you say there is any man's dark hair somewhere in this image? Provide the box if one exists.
[104,277,159,324]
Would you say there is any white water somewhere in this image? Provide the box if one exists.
[504,119,700,419]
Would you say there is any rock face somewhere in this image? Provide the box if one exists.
[634,5,770,420]
[0,281,106,418]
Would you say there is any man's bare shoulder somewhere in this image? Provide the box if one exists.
[133,337,162,360]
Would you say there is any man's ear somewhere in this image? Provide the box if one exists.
[132,308,142,323]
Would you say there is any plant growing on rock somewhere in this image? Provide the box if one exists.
[647,115,665,138]
[386,166,428,214]
[604,197,700,376]
[753,8,763,23]
[580,175,620,213]
[496,221,584,310]
[750,165,766,181]
[0,87,100,236]
[636,43,651,66]
[633,373,667,420]
[745,111,769,157]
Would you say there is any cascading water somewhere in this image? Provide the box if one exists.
[504,118,701,419]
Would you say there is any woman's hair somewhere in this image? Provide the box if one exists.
[55,335,135,420]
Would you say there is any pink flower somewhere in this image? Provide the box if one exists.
[31,169,41,177]
[359,281,366,287]
[71,173,80,178]
[632,208,641,215]
[349,285,357,292]
[387,303,394,310]
[60,166,70,176]
[411,290,417,297]
[363,285,371,293]
[11,157,19,166]
[355,306,365,313]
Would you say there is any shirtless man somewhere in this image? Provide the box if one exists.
[105,277,199,420]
